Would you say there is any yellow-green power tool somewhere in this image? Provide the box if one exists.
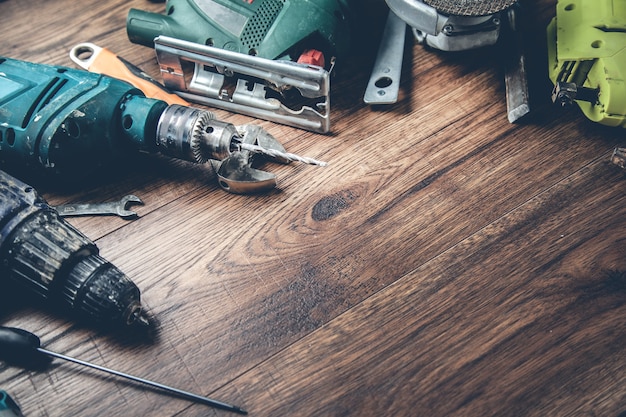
[547,0,626,128]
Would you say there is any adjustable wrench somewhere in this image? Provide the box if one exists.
[54,195,144,219]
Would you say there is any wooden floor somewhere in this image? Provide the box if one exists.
[2,0,625,416]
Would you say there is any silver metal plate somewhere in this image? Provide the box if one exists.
[364,11,407,104]
[154,36,331,133]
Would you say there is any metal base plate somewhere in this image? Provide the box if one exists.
[154,36,331,134]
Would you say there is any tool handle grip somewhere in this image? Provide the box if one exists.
[70,43,189,106]
[0,326,40,346]
[0,327,47,366]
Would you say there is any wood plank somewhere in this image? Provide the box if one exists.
[212,156,626,417]
[1,0,625,416]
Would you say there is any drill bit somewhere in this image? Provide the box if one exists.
[238,143,328,166]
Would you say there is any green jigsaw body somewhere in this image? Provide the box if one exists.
[127,0,354,69]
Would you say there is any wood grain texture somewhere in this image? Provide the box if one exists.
[1,1,625,416]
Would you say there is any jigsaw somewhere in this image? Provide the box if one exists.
[127,0,356,133]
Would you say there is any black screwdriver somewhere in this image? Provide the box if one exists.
[0,327,247,415]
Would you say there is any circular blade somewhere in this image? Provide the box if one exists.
[423,0,517,16]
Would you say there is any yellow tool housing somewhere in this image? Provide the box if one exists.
[547,0,626,127]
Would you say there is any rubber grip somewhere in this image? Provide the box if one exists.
[0,327,49,368]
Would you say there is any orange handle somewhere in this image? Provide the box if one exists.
[69,43,189,106]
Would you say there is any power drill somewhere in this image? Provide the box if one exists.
[0,56,318,193]
[0,169,149,329]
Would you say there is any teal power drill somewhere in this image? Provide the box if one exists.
[0,57,321,193]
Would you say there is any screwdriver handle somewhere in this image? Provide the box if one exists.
[0,327,49,368]
[69,42,189,106]
[0,327,40,354]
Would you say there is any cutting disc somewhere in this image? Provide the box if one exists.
[423,0,517,16]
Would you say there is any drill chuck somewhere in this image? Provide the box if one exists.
[156,104,234,164]
[0,169,149,329]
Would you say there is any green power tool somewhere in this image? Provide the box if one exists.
[127,0,353,66]
[0,56,324,193]
[548,0,626,128]
[126,0,356,133]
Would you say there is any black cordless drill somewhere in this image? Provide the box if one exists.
[0,169,150,329]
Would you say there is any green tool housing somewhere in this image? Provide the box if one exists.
[127,0,354,70]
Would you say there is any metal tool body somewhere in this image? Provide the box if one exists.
[386,0,513,51]
[0,170,149,329]
[0,327,247,415]
[0,57,323,194]
[153,35,331,133]
[503,5,531,123]
[547,0,626,127]
[127,0,356,133]
[366,0,530,123]
[55,195,144,219]
[363,11,407,104]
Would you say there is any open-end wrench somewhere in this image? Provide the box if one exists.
[54,195,144,219]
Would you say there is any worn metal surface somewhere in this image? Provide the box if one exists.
[424,0,518,16]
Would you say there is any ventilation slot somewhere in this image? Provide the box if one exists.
[240,0,284,51]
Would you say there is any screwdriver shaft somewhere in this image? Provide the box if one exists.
[37,348,247,415]
[239,143,327,166]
